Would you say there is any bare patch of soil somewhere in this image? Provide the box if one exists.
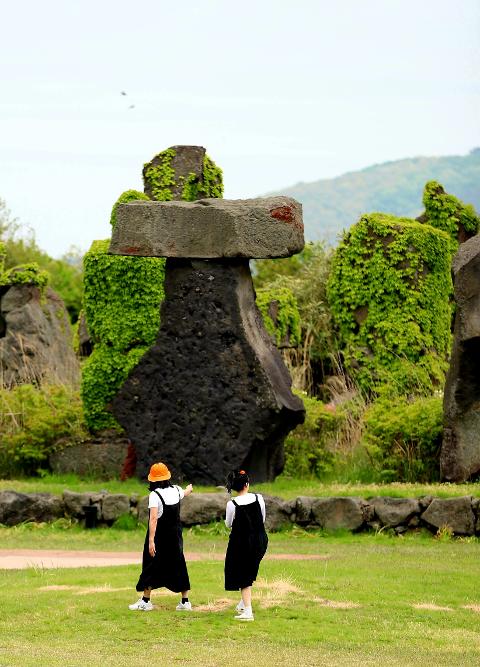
[194,598,235,612]
[256,577,304,608]
[39,584,131,595]
[312,596,361,609]
[412,603,453,612]
[0,549,328,570]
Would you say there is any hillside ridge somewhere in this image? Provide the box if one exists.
[269,148,480,244]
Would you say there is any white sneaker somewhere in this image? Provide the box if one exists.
[176,601,192,611]
[129,598,153,611]
[234,610,254,621]
[236,600,245,612]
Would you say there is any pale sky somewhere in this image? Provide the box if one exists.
[1,0,479,257]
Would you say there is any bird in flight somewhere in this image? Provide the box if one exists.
[120,91,136,109]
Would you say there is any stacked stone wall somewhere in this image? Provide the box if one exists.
[1,490,478,536]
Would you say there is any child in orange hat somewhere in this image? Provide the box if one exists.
[129,462,193,612]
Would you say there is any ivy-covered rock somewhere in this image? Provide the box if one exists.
[327,213,452,392]
[419,181,479,250]
[143,145,223,201]
[81,239,165,431]
[255,286,301,348]
[81,148,223,433]
[0,263,49,290]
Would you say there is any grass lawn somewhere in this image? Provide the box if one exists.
[1,473,480,499]
[0,529,479,666]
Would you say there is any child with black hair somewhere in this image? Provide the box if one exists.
[129,462,193,612]
[224,469,268,621]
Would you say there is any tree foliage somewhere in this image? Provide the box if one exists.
[254,242,337,394]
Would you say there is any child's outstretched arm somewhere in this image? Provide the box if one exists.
[148,506,158,556]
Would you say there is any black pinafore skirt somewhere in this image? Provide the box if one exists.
[136,489,190,593]
[224,494,268,591]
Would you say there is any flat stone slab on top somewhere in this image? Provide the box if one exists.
[109,196,304,259]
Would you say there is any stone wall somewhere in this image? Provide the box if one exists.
[1,490,479,536]
[49,432,130,477]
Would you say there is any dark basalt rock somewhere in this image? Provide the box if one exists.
[441,235,480,482]
[0,284,79,387]
[421,496,475,536]
[0,490,64,526]
[112,257,305,485]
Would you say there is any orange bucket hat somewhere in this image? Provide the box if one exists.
[147,462,171,482]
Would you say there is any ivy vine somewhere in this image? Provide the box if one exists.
[81,239,166,431]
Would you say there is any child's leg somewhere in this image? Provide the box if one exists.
[176,590,192,611]
[241,586,252,609]
[143,587,152,601]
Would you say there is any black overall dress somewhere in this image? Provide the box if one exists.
[224,494,268,591]
[136,488,190,593]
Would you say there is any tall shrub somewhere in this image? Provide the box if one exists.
[0,384,87,476]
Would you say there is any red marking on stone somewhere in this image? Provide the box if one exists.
[270,206,294,223]
[270,206,304,231]
[119,246,146,255]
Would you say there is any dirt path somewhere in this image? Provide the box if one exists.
[0,549,328,570]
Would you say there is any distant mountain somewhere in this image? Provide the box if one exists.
[270,148,480,244]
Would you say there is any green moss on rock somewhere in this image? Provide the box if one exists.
[327,212,452,393]
[143,147,176,201]
[0,263,50,291]
[143,148,223,202]
[421,180,480,250]
[110,190,150,229]
[197,155,224,199]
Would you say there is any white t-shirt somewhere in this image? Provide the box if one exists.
[148,485,184,519]
[225,492,266,528]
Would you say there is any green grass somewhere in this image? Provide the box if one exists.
[1,530,479,666]
[1,473,480,499]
